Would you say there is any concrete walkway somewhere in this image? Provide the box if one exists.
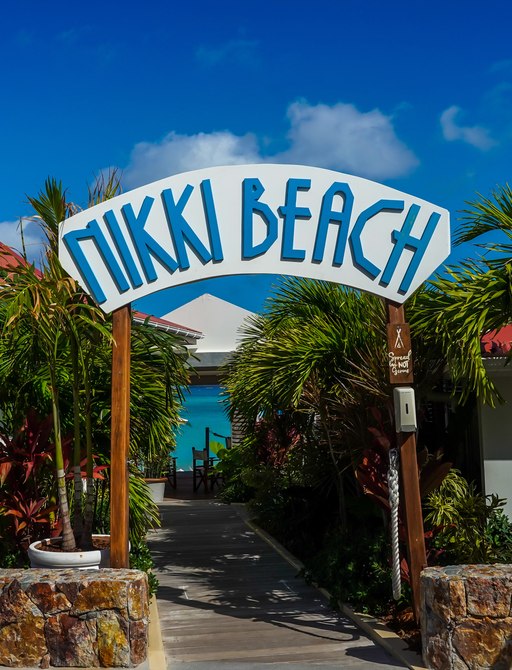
[147,499,405,669]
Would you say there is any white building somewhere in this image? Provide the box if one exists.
[162,293,255,383]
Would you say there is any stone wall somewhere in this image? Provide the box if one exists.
[0,569,149,668]
[421,565,512,670]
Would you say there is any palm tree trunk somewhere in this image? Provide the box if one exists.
[319,397,347,534]
[70,335,83,543]
[81,370,94,550]
[51,374,76,551]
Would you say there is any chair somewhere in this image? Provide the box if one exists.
[192,448,220,492]
[166,456,177,490]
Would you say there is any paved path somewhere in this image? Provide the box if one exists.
[148,499,404,669]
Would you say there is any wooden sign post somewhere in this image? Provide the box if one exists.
[386,300,426,623]
[110,305,131,568]
[57,165,449,593]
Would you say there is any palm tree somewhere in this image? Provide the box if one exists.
[410,184,512,407]
[224,276,451,533]
[225,279,391,529]
[0,180,111,550]
[0,174,191,552]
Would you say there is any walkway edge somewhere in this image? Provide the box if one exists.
[148,596,166,670]
[239,510,427,670]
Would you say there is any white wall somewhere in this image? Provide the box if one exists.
[479,366,512,518]
[162,293,255,353]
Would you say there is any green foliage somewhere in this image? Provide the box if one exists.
[0,537,29,568]
[486,509,512,561]
[409,183,512,408]
[302,512,393,614]
[215,440,256,503]
[225,279,388,422]
[0,174,191,553]
[128,473,161,543]
[425,470,512,564]
[130,539,159,596]
[409,267,511,407]
[224,277,449,539]
[456,183,512,250]
[0,498,30,566]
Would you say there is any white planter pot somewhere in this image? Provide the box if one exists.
[144,477,167,503]
[28,534,111,570]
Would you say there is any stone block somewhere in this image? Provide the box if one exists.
[0,612,46,667]
[72,579,127,614]
[127,574,149,621]
[429,575,467,622]
[465,575,512,618]
[45,614,98,667]
[423,631,452,670]
[0,580,41,625]
[130,619,148,665]
[453,617,512,669]
[55,580,81,605]
[97,611,130,667]
[0,568,149,668]
[26,581,72,614]
[422,566,512,670]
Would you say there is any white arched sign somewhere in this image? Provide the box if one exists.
[59,164,450,312]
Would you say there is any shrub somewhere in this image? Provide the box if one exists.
[129,539,159,596]
[302,521,393,614]
[425,470,512,564]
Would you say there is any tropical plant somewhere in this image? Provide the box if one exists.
[410,184,512,407]
[302,516,393,615]
[0,173,191,555]
[425,469,512,564]
[0,411,58,549]
[0,179,114,551]
[224,277,448,531]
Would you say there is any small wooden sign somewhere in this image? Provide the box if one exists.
[387,323,413,384]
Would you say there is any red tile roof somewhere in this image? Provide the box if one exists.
[0,243,202,339]
[481,325,512,357]
[132,311,202,339]
[0,242,43,277]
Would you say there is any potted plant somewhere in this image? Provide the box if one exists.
[141,447,176,503]
[0,175,191,567]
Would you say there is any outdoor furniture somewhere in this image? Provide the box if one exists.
[167,456,177,489]
[192,448,220,492]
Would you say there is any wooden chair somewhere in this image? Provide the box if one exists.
[192,448,210,492]
[166,456,177,489]
[192,448,221,492]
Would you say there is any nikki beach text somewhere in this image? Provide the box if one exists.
[59,166,450,312]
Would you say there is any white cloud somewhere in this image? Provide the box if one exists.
[276,102,419,180]
[123,101,418,188]
[123,131,261,190]
[0,218,46,264]
[440,106,496,151]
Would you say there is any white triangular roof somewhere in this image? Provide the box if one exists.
[161,294,254,353]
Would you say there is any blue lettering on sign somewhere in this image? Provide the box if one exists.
[162,185,215,270]
[62,175,444,306]
[278,178,311,261]
[312,182,354,266]
[242,178,278,259]
[349,200,405,279]
[63,219,130,304]
[103,210,144,288]
[380,204,441,293]
[200,180,224,263]
[122,197,178,282]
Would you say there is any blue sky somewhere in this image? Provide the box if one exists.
[1,0,512,314]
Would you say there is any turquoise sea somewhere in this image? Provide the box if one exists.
[173,385,231,471]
